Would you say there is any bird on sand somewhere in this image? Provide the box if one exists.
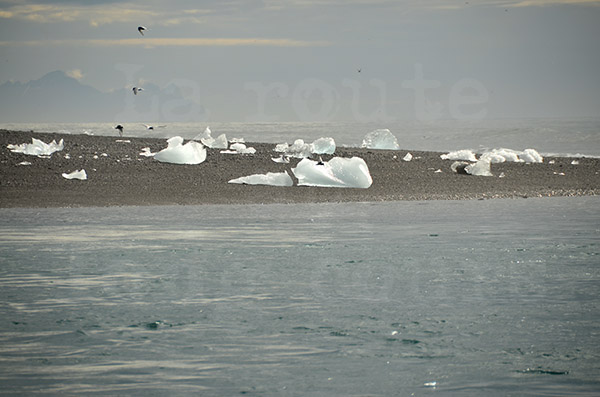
[138,26,147,36]
[132,87,143,95]
[115,124,124,137]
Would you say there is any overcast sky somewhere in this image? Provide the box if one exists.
[0,0,599,122]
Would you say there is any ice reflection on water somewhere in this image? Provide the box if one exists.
[0,197,599,395]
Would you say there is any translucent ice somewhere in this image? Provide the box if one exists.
[228,171,293,186]
[62,169,87,180]
[292,157,372,188]
[153,136,207,165]
[7,138,64,157]
[361,129,400,150]
[440,150,477,162]
[311,137,336,154]
[195,126,228,149]
[139,147,155,157]
[275,137,336,158]
[402,152,413,162]
[465,159,493,176]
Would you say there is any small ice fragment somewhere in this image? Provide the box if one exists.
[93,155,99,159]
[221,142,256,154]
[571,160,579,165]
[139,147,155,157]
[64,154,70,159]
[548,160,556,164]
[18,161,32,166]
[272,155,290,164]
[499,172,506,178]
[62,169,87,180]
[228,171,293,186]
[440,150,477,162]
[391,330,399,336]
[553,172,565,176]
[115,139,131,143]
[402,152,413,162]
[424,381,437,387]
[434,169,443,173]
[361,128,400,150]
[101,153,108,157]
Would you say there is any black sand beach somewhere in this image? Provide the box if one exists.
[1,129,598,208]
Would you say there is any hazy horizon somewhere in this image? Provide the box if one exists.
[1,0,599,122]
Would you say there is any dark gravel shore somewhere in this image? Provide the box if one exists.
[1,129,598,208]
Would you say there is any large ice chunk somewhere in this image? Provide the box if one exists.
[361,129,400,150]
[465,159,493,176]
[62,169,87,180]
[275,137,336,158]
[292,157,372,188]
[440,150,477,162]
[228,171,294,186]
[8,138,64,157]
[479,148,543,163]
[311,137,336,154]
[153,136,207,164]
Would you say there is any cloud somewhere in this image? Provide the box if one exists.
[66,69,84,80]
[0,37,332,48]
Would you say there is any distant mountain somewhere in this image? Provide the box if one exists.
[0,71,208,122]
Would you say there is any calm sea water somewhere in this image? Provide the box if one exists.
[1,118,599,157]
[0,197,599,395]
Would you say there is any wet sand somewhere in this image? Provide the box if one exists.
[1,129,598,208]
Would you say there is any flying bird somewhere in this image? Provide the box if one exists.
[138,26,147,36]
[115,124,124,137]
[132,86,143,95]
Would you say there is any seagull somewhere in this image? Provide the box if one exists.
[143,124,166,130]
[115,124,124,137]
[133,86,143,95]
[357,68,362,73]
[138,26,147,36]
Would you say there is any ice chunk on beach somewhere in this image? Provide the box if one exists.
[361,129,400,150]
[229,171,293,187]
[440,150,477,162]
[311,137,336,154]
[292,157,372,188]
[8,138,64,157]
[153,136,207,165]
[195,126,228,149]
[275,137,336,158]
[139,147,155,157]
[465,159,493,176]
[402,152,413,162]
[62,169,87,180]
[479,148,543,163]
[221,142,256,155]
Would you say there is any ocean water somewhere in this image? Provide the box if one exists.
[0,197,599,395]
[1,117,599,157]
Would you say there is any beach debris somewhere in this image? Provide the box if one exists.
[62,169,87,180]
[7,138,64,157]
[275,137,336,158]
[361,128,400,150]
[18,161,32,166]
[220,142,256,155]
[292,157,372,188]
[229,171,294,187]
[153,136,207,165]
[194,126,228,149]
[402,152,413,162]
[440,149,477,162]
[139,147,156,157]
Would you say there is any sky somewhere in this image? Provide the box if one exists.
[0,0,599,122]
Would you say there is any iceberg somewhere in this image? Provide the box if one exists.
[440,150,477,162]
[361,129,400,150]
[228,171,294,187]
[195,126,228,149]
[292,157,372,188]
[62,169,87,180]
[7,138,64,157]
[311,137,336,154]
[153,136,207,165]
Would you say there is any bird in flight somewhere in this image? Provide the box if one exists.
[138,26,147,36]
[132,87,143,95]
[115,124,124,137]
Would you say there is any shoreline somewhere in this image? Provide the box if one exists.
[1,129,599,208]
